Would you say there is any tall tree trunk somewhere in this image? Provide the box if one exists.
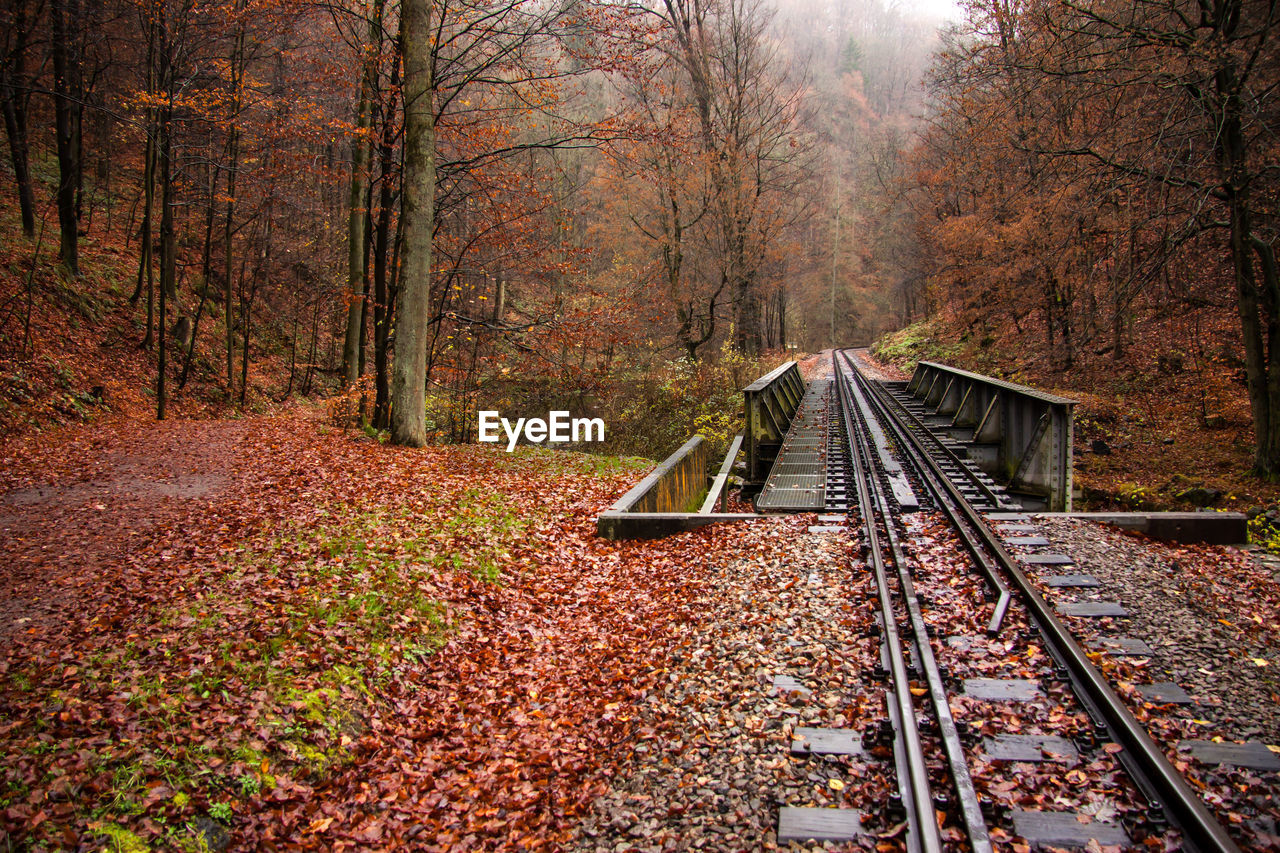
[829,175,840,349]
[240,191,271,406]
[391,0,436,447]
[132,13,157,357]
[1253,234,1280,471]
[179,283,208,391]
[179,156,217,390]
[342,5,378,386]
[49,0,83,275]
[156,12,174,420]
[1209,18,1280,475]
[776,285,786,349]
[130,47,156,308]
[224,11,245,395]
[359,180,374,383]
[0,80,34,236]
[239,301,251,406]
[139,39,156,351]
[346,0,386,389]
[303,292,320,395]
[1,0,35,235]
[285,307,299,398]
[735,281,761,355]
[372,37,400,429]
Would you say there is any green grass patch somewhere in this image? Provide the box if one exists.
[872,319,962,372]
[91,822,151,853]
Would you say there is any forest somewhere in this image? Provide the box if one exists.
[0,0,941,453]
[0,0,1275,503]
[1,0,1280,848]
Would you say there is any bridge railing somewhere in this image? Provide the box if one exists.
[743,361,805,485]
[595,435,756,539]
[905,361,1075,511]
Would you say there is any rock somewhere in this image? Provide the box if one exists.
[1162,437,1176,445]
[173,315,194,349]
[1177,487,1222,507]
[193,817,231,852]
[1157,353,1185,374]
[1090,439,1111,455]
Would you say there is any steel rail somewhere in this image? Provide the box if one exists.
[874,374,1006,509]
[853,359,1015,635]
[849,352,1242,853]
[836,351,993,853]
[834,353,941,853]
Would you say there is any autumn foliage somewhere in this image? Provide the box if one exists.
[901,0,1280,475]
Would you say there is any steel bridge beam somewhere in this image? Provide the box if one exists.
[904,361,1076,511]
[743,361,806,485]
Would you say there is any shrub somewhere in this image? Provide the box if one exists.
[325,377,375,428]
[595,343,785,461]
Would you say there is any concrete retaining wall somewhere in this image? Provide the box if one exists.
[614,436,709,514]
[596,436,762,540]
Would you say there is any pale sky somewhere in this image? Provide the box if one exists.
[904,0,966,23]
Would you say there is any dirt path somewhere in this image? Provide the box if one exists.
[0,419,262,648]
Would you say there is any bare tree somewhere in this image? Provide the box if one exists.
[392,0,635,445]
[342,0,382,388]
[393,0,435,446]
[0,0,37,236]
[606,64,724,360]
[649,0,810,354]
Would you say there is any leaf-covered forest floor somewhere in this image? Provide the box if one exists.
[5,408,1277,852]
[0,407,784,850]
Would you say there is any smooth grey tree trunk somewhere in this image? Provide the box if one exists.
[391,0,435,447]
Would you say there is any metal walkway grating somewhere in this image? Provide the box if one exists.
[756,379,831,511]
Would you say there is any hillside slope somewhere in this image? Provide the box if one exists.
[0,200,327,438]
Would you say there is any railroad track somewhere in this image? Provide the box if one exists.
[828,349,1241,853]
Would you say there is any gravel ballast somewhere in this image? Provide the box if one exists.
[1029,517,1280,744]
[570,491,1280,850]
[573,518,888,851]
